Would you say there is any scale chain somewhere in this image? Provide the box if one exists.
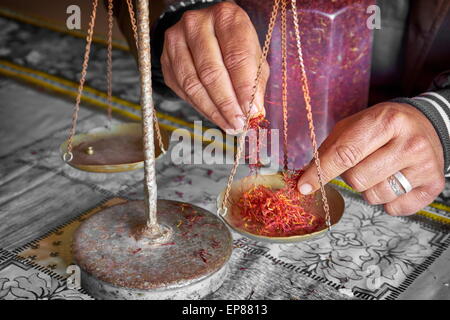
[220,0,281,215]
[63,0,99,162]
[281,0,289,171]
[106,0,114,125]
[290,0,331,230]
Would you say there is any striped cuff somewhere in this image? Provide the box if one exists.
[392,89,450,176]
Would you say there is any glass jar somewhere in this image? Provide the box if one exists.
[238,0,374,169]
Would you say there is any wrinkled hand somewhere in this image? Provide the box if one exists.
[161,2,268,134]
[297,103,445,216]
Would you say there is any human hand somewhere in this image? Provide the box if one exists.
[297,102,445,216]
[161,2,268,134]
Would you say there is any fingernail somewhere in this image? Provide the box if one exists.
[299,183,313,195]
[252,102,265,116]
[225,128,239,135]
[260,106,266,117]
[233,115,246,131]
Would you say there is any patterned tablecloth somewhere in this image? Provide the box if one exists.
[0,9,449,300]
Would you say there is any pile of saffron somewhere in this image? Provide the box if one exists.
[237,170,325,237]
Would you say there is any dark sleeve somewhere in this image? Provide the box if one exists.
[392,70,450,176]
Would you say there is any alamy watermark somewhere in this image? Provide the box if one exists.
[169,121,281,171]
[65,4,381,31]
[365,264,382,290]
[66,5,81,30]
[66,264,81,289]
[367,5,381,30]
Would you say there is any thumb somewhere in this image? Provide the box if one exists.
[246,67,267,119]
[251,89,266,118]
[256,62,269,118]
[297,161,321,195]
[248,60,269,118]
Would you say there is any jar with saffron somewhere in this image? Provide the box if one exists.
[238,0,374,168]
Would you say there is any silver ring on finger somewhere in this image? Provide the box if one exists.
[393,171,413,193]
[387,175,404,196]
[387,171,412,196]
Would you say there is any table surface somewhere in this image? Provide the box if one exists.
[0,11,449,300]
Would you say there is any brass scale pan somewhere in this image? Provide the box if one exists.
[60,123,169,173]
[217,173,345,243]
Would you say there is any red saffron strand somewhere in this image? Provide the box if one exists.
[237,170,325,237]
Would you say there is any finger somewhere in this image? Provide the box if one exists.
[384,178,445,216]
[362,167,428,205]
[298,110,397,195]
[163,53,232,132]
[213,4,268,117]
[182,10,245,131]
[161,58,200,116]
[164,66,233,132]
[161,55,197,111]
[163,27,231,132]
[161,46,188,100]
[341,138,428,192]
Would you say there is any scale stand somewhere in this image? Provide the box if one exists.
[72,0,232,300]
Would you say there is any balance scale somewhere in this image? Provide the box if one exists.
[61,0,344,300]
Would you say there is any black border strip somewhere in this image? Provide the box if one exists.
[0,248,14,263]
